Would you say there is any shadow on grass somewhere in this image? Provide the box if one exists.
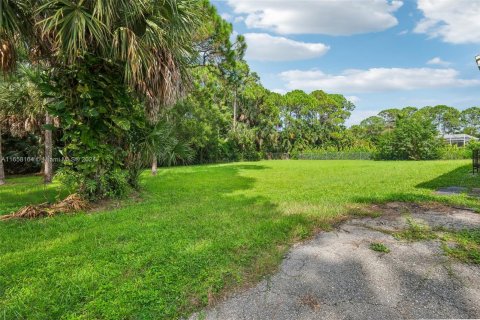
[344,164,480,211]
[232,164,270,171]
[416,164,478,191]
[350,191,480,212]
[0,182,67,215]
[0,162,312,320]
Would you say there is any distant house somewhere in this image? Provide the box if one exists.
[442,134,478,147]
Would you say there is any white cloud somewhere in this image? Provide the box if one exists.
[415,0,480,44]
[227,0,403,35]
[427,57,451,67]
[280,68,480,93]
[244,33,330,61]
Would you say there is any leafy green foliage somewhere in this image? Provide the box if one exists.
[461,107,480,137]
[139,121,194,168]
[295,146,374,160]
[376,116,443,160]
[394,218,436,241]
[348,105,480,162]
[1,0,204,198]
[442,229,480,264]
[41,56,145,200]
[2,133,41,174]
[370,242,390,253]
[439,144,472,160]
[1,0,203,117]
[420,105,461,135]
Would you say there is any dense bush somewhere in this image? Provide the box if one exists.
[439,141,480,160]
[3,134,42,175]
[43,57,146,200]
[439,145,471,160]
[295,146,374,160]
[375,117,443,160]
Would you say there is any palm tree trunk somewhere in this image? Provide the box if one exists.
[37,134,45,175]
[151,156,158,176]
[233,89,237,131]
[0,126,5,186]
[44,113,53,184]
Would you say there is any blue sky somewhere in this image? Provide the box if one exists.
[211,0,480,125]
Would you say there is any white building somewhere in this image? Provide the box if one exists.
[442,134,478,147]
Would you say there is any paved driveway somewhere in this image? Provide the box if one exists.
[191,203,480,320]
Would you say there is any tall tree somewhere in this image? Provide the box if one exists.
[0,119,5,185]
[425,105,461,135]
[219,35,247,131]
[378,108,401,129]
[1,0,203,198]
[461,107,480,137]
[1,0,202,117]
[359,116,386,144]
[43,112,53,183]
[0,68,52,181]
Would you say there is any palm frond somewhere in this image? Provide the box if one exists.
[0,0,34,73]
[37,0,108,62]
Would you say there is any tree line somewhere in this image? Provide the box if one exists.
[349,106,480,160]
[0,0,477,200]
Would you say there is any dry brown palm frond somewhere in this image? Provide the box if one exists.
[24,116,39,132]
[29,27,57,65]
[0,204,50,220]
[0,194,89,221]
[9,118,28,137]
[0,38,17,74]
[139,49,186,122]
[53,116,61,128]
[51,194,89,212]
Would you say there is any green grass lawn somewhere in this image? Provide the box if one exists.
[0,175,68,214]
[0,160,479,319]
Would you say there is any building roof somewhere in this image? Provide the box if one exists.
[442,134,478,140]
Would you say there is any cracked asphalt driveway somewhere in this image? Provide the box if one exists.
[191,203,480,320]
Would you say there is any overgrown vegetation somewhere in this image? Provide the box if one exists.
[2,1,480,198]
[369,242,390,253]
[393,217,480,265]
[442,229,480,264]
[394,217,437,241]
[0,0,203,198]
[352,106,480,161]
[1,1,479,318]
[1,160,479,318]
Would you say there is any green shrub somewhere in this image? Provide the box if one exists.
[375,117,442,160]
[42,56,145,201]
[369,242,390,253]
[57,168,131,200]
[439,144,471,160]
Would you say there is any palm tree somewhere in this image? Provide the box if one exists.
[140,121,193,176]
[0,68,52,182]
[1,0,203,194]
[1,0,202,122]
[43,112,53,183]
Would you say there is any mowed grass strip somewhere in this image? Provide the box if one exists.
[0,160,478,319]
